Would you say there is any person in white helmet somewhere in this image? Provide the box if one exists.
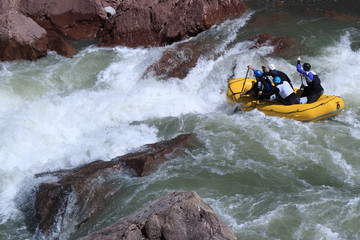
[260,76,300,105]
[262,64,294,89]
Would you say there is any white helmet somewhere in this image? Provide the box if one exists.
[269,64,276,71]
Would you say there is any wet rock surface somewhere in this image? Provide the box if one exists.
[80,191,237,240]
[97,0,247,47]
[0,13,48,61]
[145,41,203,80]
[0,0,118,60]
[34,133,195,236]
[249,33,293,55]
[1,0,247,61]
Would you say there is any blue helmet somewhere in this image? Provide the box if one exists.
[274,76,281,84]
[254,70,262,77]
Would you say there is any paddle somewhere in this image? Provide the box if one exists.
[241,67,250,94]
[233,67,250,113]
[300,74,305,90]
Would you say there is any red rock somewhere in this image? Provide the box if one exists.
[116,133,196,176]
[323,10,358,20]
[98,0,247,47]
[80,191,237,240]
[17,0,119,57]
[1,0,247,61]
[0,0,18,14]
[18,0,118,40]
[0,13,48,61]
[30,15,76,58]
[0,0,120,60]
[276,1,285,6]
[249,33,293,55]
[145,41,203,79]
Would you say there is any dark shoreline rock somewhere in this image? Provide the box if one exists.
[0,0,247,61]
[0,13,48,61]
[79,191,237,240]
[98,0,247,48]
[34,133,195,237]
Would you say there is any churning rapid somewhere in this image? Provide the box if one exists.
[1,3,360,240]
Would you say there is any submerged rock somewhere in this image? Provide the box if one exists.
[145,41,203,80]
[80,191,237,240]
[34,133,195,237]
[249,33,293,55]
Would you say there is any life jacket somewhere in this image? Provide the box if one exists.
[257,76,272,91]
[304,71,324,93]
[276,81,294,99]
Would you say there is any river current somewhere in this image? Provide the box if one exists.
[1,2,360,240]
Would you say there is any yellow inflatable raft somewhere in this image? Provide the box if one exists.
[227,77,344,122]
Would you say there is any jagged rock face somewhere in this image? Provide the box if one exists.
[17,0,118,58]
[0,0,18,14]
[80,191,237,240]
[98,0,247,47]
[0,0,247,61]
[18,0,116,40]
[0,13,48,61]
[0,0,119,60]
[34,133,195,237]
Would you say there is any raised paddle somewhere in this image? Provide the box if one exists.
[241,67,250,94]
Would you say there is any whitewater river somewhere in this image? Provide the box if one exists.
[1,2,360,240]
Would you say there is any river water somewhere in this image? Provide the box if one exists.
[1,2,360,239]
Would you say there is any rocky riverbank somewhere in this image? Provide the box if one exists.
[34,134,207,238]
[0,0,246,61]
[32,133,237,239]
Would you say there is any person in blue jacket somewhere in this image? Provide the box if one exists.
[296,57,324,103]
[241,65,273,100]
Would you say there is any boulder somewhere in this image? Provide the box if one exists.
[145,41,203,80]
[80,191,237,240]
[34,133,195,237]
[0,0,120,60]
[98,0,247,47]
[18,0,118,40]
[0,13,48,61]
[0,0,18,14]
[17,0,120,58]
[249,33,293,55]
[112,133,196,177]
[1,0,247,61]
